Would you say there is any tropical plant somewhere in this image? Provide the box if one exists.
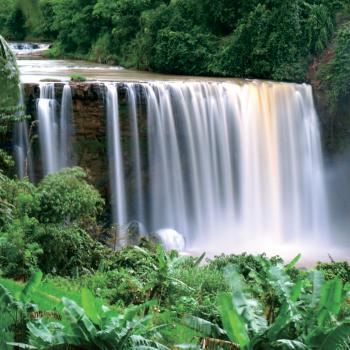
[183,257,350,350]
[34,167,104,225]
[14,288,168,350]
[0,271,43,344]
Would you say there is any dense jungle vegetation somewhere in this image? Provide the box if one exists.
[0,0,349,82]
[2,0,350,152]
[1,1,350,349]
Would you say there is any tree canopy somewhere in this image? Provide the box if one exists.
[0,0,348,81]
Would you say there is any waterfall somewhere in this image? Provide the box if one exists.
[126,83,145,225]
[13,89,34,180]
[106,80,329,250]
[106,83,128,237]
[37,83,74,176]
[38,83,59,175]
[59,84,74,169]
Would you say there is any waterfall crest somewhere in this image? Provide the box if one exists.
[106,80,329,250]
[37,83,74,176]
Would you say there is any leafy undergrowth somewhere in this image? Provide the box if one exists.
[1,245,350,349]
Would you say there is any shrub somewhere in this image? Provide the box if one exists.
[0,218,42,279]
[34,167,104,225]
[316,261,350,283]
[70,73,87,82]
[32,224,110,276]
[151,27,215,75]
[318,22,350,107]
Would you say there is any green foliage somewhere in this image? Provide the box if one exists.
[16,288,168,350]
[0,167,109,279]
[316,261,350,283]
[32,224,110,276]
[150,27,215,75]
[0,35,25,171]
[1,0,346,81]
[319,22,350,107]
[0,272,43,345]
[184,262,350,350]
[70,73,87,82]
[34,167,104,224]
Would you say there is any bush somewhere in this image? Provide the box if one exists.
[70,74,87,82]
[316,261,350,283]
[318,22,350,107]
[0,218,42,279]
[151,27,215,75]
[34,167,104,225]
[32,224,110,276]
[0,167,108,279]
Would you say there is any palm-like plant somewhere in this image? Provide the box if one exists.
[183,256,350,350]
[13,288,168,350]
[0,271,43,344]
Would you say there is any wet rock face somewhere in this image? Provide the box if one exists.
[23,83,108,189]
[22,82,148,198]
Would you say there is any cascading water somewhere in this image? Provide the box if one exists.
[37,83,74,176]
[59,84,74,168]
[13,89,34,180]
[106,83,128,236]
[0,35,34,180]
[107,80,329,251]
[38,83,59,175]
[126,83,145,226]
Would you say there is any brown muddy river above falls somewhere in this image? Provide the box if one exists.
[18,57,240,83]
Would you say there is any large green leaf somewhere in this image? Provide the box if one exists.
[285,254,301,271]
[62,297,97,341]
[312,323,350,350]
[0,284,16,307]
[267,280,303,340]
[182,315,226,338]
[225,269,267,335]
[21,271,43,302]
[81,288,101,326]
[217,293,250,348]
[268,265,294,299]
[317,278,343,326]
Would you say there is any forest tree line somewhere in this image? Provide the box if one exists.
[0,0,349,82]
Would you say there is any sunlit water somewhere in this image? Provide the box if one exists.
[105,81,336,261]
[15,56,350,262]
[17,58,242,83]
[37,83,74,175]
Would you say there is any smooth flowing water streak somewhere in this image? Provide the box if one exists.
[106,80,329,250]
[105,83,128,238]
[38,83,58,175]
[60,84,74,168]
[126,83,145,225]
[13,89,34,180]
[37,83,74,176]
